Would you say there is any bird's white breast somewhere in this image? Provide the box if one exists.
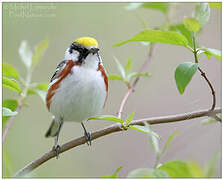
[49,65,106,123]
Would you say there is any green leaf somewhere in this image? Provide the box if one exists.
[3,107,18,117]
[125,111,135,126]
[201,114,221,125]
[2,99,18,129]
[3,77,21,93]
[200,48,221,61]
[32,39,49,66]
[3,99,18,112]
[35,83,49,91]
[18,40,33,69]
[193,3,210,27]
[175,62,198,94]
[114,30,188,47]
[204,152,221,177]
[128,168,169,178]
[88,115,123,124]
[141,2,169,13]
[184,18,200,32]
[27,89,46,103]
[127,72,151,81]
[158,160,192,178]
[129,125,160,139]
[209,2,221,9]
[169,24,194,47]
[102,166,122,178]
[27,83,48,102]
[108,74,123,81]
[124,57,132,75]
[145,123,160,155]
[162,130,179,155]
[114,57,126,78]
[3,63,19,79]
[187,161,204,177]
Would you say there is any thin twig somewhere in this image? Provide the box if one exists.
[3,106,22,142]
[192,34,216,111]
[14,107,221,177]
[118,44,155,118]
[198,67,216,111]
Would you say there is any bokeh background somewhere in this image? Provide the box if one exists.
[3,2,221,177]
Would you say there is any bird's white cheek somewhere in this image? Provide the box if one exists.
[64,48,79,61]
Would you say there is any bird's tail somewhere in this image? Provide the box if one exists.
[45,119,59,138]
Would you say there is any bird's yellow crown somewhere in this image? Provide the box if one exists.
[75,37,98,47]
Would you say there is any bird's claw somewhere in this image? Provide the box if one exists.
[85,132,91,146]
[52,145,61,159]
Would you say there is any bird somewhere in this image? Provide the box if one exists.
[45,37,108,158]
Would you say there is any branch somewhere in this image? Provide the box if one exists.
[3,105,22,142]
[15,107,221,177]
[118,44,155,118]
[198,67,216,111]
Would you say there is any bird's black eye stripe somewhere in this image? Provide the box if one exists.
[69,42,90,62]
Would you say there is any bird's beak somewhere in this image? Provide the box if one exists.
[90,48,99,55]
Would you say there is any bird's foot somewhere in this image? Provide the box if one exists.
[84,132,91,146]
[52,145,61,159]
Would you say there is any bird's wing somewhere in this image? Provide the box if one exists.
[50,60,67,83]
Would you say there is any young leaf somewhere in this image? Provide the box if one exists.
[3,77,21,93]
[187,161,204,177]
[141,2,169,14]
[88,115,123,124]
[145,122,160,155]
[175,62,198,94]
[169,24,194,48]
[161,130,179,155]
[193,3,210,27]
[204,151,221,177]
[27,89,46,103]
[3,107,18,117]
[129,125,160,139]
[127,72,151,81]
[199,48,221,61]
[128,168,169,178]
[114,30,188,47]
[208,2,221,9]
[114,57,126,78]
[184,18,200,32]
[101,166,122,178]
[35,83,49,91]
[3,63,19,79]
[108,74,123,81]
[201,116,220,125]
[3,99,18,128]
[158,160,192,178]
[125,57,132,75]
[125,111,135,126]
[18,40,33,69]
[32,39,49,66]
[3,99,18,112]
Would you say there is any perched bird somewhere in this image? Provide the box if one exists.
[45,37,108,157]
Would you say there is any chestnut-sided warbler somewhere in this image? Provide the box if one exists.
[45,37,108,157]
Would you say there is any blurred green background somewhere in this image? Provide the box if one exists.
[3,2,221,177]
